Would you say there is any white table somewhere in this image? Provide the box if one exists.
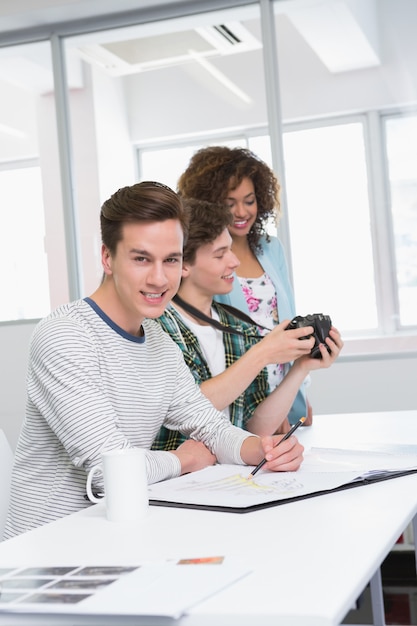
[1,411,417,626]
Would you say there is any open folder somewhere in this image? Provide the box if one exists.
[148,444,417,513]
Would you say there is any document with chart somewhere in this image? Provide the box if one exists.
[148,445,417,512]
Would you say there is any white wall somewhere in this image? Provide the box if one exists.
[307,356,417,415]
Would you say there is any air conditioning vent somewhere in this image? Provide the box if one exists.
[75,21,261,76]
[213,24,242,45]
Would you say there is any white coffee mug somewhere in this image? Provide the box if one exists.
[86,448,149,522]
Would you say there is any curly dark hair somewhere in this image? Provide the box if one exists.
[177,146,280,254]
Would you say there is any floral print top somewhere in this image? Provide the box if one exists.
[237,272,285,390]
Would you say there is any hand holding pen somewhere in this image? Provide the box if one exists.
[248,417,306,479]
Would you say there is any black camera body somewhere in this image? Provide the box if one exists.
[286,313,332,359]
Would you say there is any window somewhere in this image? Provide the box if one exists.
[283,120,378,333]
[0,40,68,322]
[384,112,417,328]
[0,164,50,321]
[139,138,247,191]
[2,0,415,354]
[137,111,417,343]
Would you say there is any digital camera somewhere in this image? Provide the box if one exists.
[286,313,332,359]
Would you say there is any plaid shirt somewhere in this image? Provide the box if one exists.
[151,302,269,451]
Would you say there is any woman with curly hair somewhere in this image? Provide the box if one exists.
[177,145,312,427]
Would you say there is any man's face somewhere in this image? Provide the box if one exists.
[183,229,240,298]
[102,219,183,334]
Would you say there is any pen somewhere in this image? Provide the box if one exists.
[248,416,306,479]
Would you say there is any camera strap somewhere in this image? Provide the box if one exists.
[172,294,270,337]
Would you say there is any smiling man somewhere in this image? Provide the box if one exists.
[152,197,343,450]
[5,181,305,540]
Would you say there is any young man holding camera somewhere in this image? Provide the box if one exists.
[152,198,343,451]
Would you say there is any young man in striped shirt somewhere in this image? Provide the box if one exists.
[5,181,304,539]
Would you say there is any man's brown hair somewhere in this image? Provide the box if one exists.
[100,181,188,255]
[181,197,233,265]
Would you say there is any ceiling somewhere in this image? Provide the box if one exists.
[0,1,382,92]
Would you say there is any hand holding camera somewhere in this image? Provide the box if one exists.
[286,313,332,359]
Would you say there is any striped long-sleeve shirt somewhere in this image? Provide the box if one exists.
[4,298,250,539]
